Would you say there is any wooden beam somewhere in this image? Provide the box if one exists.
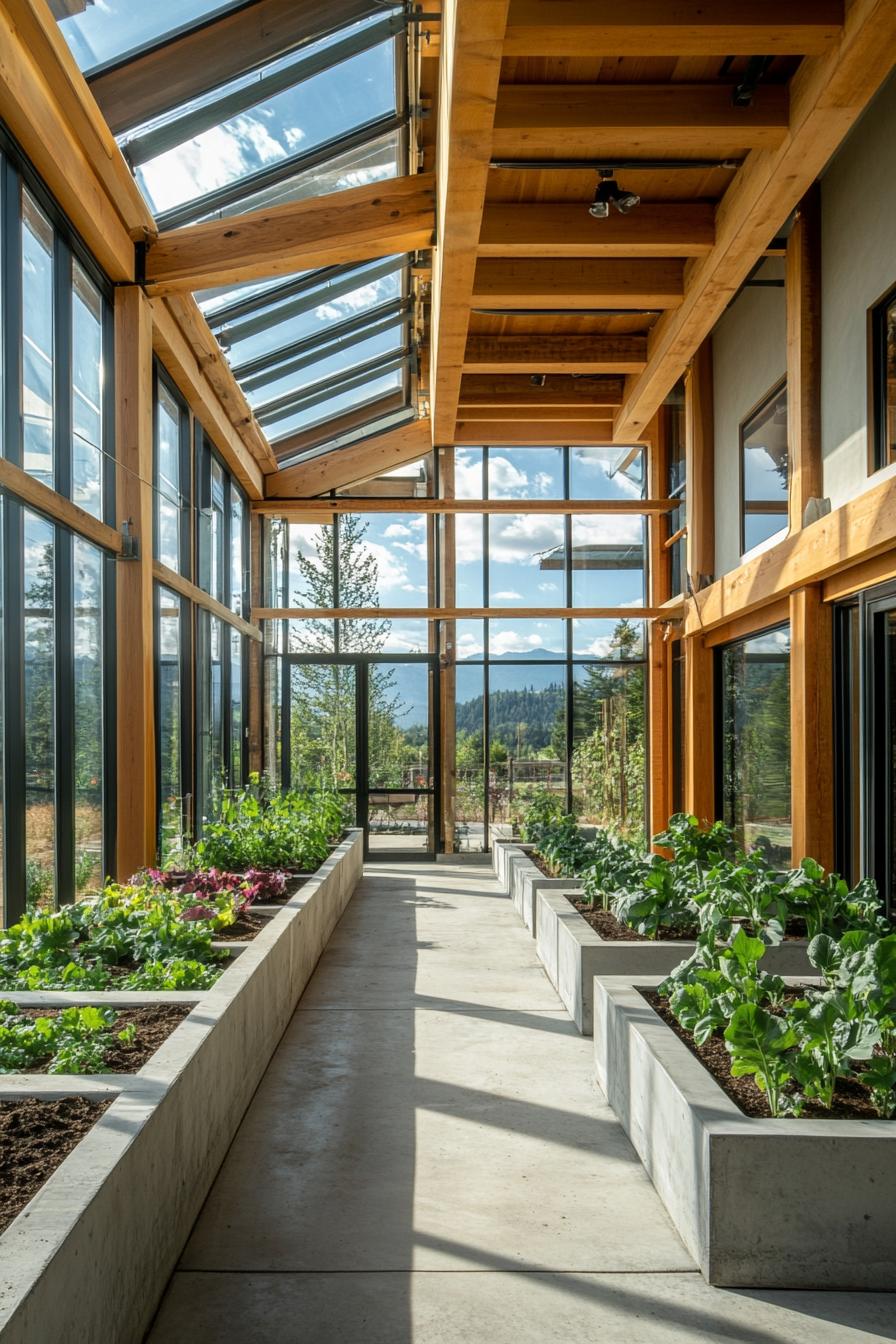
[647,413,672,839]
[790,585,834,868]
[88,0,377,134]
[0,456,122,554]
[684,340,715,588]
[429,0,511,444]
[268,418,433,497]
[457,405,619,423]
[150,299,268,498]
[254,605,671,622]
[152,563,263,643]
[479,202,716,259]
[4,0,157,243]
[270,392,407,464]
[144,175,435,295]
[471,259,684,310]
[786,184,822,532]
[438,446,457,853]
[454,421,621,445]
[254,497,675,516]
[703,596,791,649]
[0,4,135,280]
[683,469,896,636]
[463,334,647,374]
[459,375,625,409]
[614,0,896,441]
[684,635,715,826]
[502,2,844,57]
[114,288,156,877]
[492,85,789,159]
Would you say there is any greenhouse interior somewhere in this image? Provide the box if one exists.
[0,2,895,1341]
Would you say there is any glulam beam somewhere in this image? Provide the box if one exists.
[463,335,647,375]
[471,258,684,310]
[478,203,715,259]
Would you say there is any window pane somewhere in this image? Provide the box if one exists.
[487,447,564,499]
[58,0,245,71]
[230,489,245,615]
[197,613,225,825]
[884,296,896,467]
[230,628,244,786]
[72,262,104,519]
[572,617,644,660]
[0,505,5,922]
[720,626,792,864]
[455,663,485,851]
[488,619,566,659]
[572,662,645,838]
[24,512,55,905]
[158,588,184,861]
[289,662,356,790]
[156,382,182,571]
[73,539,104,895]
[22,193,55,487]
[570,446,644,500]
[488,514,565,608]
[454,513,484,608]
[570,515,645,609]
[210,458,226,602]
[488,662,566,830]
[742,383,788,552]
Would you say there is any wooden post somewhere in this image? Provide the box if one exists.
[684,337,714,589]
[786,183,822,533]
[247,510,263,777]
[438,447,457,853]
[646,411,672,839]
[789,584,834,868]
[684,634,715,825]
[115,286,156,876]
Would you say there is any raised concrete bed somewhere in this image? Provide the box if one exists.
[0,830,363,1344]
[535,889,812,1036]
[593,974,896,1289]
[491,842,582,937]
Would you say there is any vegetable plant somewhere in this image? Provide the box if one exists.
[0,1000,135,1074]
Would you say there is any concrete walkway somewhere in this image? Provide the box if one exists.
[147,863,895,1343]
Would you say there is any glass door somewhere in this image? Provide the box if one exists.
[282,654,439,858]
[363,658,438,858]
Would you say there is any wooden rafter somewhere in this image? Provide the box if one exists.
[471,258,684,310]
[429,0,512,445]
[254,605,670,621]
[614,0,896,441]
[463,335,647,375]
[254,497,674,516]
[491,85,790,159]
[267,418,433,497]
[459,375,625,409]
[501,2,844,58]
[144,175,435,295]
[478,203,715,259]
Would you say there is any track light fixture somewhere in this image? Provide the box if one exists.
[588,168,640,219]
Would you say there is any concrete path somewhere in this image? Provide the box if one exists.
[147,863,896,1343]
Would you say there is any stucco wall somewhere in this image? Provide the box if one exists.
[820,70,896,509]
[711,260,786,577]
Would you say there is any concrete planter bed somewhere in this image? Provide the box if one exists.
[0,829,363,1344]
[593,974,896,1289]
[491,842,582,935]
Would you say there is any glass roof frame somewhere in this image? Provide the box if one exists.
[234,297,413,388]
[277,401,418,469]
[255,349,411,428]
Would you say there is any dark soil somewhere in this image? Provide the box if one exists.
[642,990,887,1121]
[0,1096,111,1234]
[570,902,698,942]
[213,909,272,941]
[255,874,313,906]
[13,1004,192,1073]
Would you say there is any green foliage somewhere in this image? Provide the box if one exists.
[195,775,342,872]
[518,789,566,846]
[724,1003,798,1118]
[0,999,135,1074]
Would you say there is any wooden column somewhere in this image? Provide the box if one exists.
[684,337,715,590]
[684,634,715,825]
[247,510,263,777]
[786,183,822,533]
[437,447,457,853]
[115,286,156,876]
[789,584,834,868]
[646,411,672,839]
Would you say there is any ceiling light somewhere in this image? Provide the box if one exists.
[588,169,641,219]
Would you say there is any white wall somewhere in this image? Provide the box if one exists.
[821,70,896,509]
[711,259,786,577]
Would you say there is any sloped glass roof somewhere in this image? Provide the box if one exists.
[55,0,418,468]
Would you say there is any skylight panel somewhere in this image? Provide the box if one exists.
[264,367,406,442]
[56,0,247,74]
[133,38,397,218]
[244,325,408,409]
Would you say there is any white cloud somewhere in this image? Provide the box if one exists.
[283,126,306,152]
[383,523,412,538]
[315,277,390,322]
[488,514,565,565]
[490,629,547,655]
[139,116,288,214]
[534,471,554,495]
[487,454,529,496]
[493,589,523,600]
[394,541,428,561]
[538,581,559,593]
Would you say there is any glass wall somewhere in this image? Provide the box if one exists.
[740,381,789,554]
[718,625,792,864]
[444,445,649,847]
[0,135,115,923]
[871,284,896,472]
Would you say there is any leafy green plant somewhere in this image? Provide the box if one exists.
[518,789,566,846]
[724,1003,798,1118]
[0,1000,137,1074]
[782,860,888,940]
[195,777,342,873]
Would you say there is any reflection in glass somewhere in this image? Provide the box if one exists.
[22,194,54,487]
[230,489,245,616]
[24,512,55,904]
[570,446,644,500]
[741,382,788,552]
[158,588,184,860]
[487,446,563,499]
[572,617,644,660]
[73,540,104,895]
[572,663,645,837]
[455,662,485,851]
[71,262,104,518]
[230,628,244,786]
[156,382,182,571]
[720,626,792,864]
[883,294,896,467]
[59,0,242,72]
[367,663,430,791]
[570,515,645,609]
[197,613,225,827]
